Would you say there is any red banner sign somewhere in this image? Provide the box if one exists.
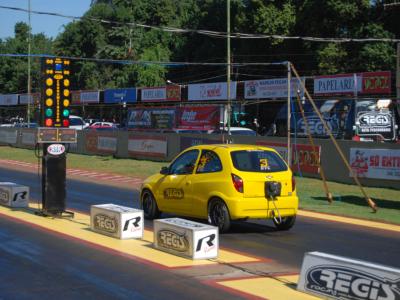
[361,71,391,94]
[177,106,220,130]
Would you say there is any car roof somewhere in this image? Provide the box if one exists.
[185,143,276,152]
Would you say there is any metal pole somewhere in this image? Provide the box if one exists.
[397,43,400,100]
[226,0,231,139]
[27,0,31,126]
[287,62,291,166]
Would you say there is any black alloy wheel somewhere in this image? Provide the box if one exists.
[273,215,296,231]
[208,199,231,233]
[141,190,160,219]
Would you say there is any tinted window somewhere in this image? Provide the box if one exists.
[70,118,84,126]
[196,150,222,174]
[169,149,199,175]
[231,150,287,172]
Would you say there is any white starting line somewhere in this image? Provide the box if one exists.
[0,159,143,185]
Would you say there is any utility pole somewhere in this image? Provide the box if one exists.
[397,43,400,100]
[27,0,31,126]
[226,0,231,138]
[287,62,291,166]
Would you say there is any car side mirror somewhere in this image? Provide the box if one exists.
[160,166,169,175]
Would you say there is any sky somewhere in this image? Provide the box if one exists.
[0,0,92,39]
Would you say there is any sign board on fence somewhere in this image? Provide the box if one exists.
[297,251,400,300]
[350,148,400,180]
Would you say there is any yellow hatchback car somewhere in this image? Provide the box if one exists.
[140,144,298,232]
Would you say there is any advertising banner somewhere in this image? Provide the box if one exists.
[104,88,136,103]
[176,106,220,130]
[127,108,175,129]
[19,93,40,105]
[361,71,391,94]
[128,135,167,158]
[188,82,237,101]
[141,86,180,102]
[349,148,400,180]
[85,132,117,154]
[71,91,81,104]
[256,141,321,174]
[356,110,395,141]
[0,94,18,106]
[314,73,361,96]
[244,77,305,99]
[81,90,100,103]
[314,71,391,95]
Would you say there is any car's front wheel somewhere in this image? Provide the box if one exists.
[208,199,231,233]
[273,215,296,231]
[141,189,161,219]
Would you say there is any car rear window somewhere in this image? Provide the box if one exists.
[231,150,288,172]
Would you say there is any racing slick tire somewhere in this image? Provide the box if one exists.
[273,215,296,231]
[141,189,161,220]
[208,198,231,233]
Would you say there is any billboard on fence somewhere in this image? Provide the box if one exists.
[349,148,400,180]
[128,135,167,158]
[85,132,117,154]
[256,141,321,174]
[244,77,305,99]
[188,82,237,101]
[0,94,18,106]
[127,108,175,129]
[176,106,220,130]
[141,86,180,102]
[104,88,137,103]
[19,93,40,105]
[81,90,100,103]
[314,71,391,96]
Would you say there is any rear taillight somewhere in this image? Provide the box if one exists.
[292,176,296,191]
[231,173,243,193]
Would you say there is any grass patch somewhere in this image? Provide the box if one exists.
[1,146,399,224]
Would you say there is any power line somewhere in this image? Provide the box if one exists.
[0,5,399,43]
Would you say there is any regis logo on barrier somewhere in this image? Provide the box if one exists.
[94,214,118,233]
[0,188,9,204]
[305,265,400,300]
[157,230,189,252]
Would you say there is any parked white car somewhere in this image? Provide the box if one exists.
[69,115,89,130]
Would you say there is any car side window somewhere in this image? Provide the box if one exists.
[196,150,222,174]
[169,149,199,175]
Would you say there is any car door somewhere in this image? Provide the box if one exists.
[156,149,199,214]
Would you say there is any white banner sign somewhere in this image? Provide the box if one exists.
[128,137,167,158]
[350,148,400,180]
[245,77,305,99]
[188,82,237,101]
[0,94,18,106]
[81,91,100,103]
[97,137,117,152]
[314,74,362,95]
[141,87,166,101]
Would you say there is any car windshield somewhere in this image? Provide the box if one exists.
[70,118,84,126]
[231,150,287,172]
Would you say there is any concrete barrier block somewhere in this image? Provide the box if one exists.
[0,182,29,207]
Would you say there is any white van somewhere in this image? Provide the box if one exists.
[69,115,89,130]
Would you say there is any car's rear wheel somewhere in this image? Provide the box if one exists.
[273,215,296,231]
[141,189,160,220]
[208,199,231,233]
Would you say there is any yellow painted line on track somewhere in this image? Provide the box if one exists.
[0,204,259,268]
[217,275,319,300]
[298,210,400,233]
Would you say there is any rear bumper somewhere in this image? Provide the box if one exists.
[226,195,299,220]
